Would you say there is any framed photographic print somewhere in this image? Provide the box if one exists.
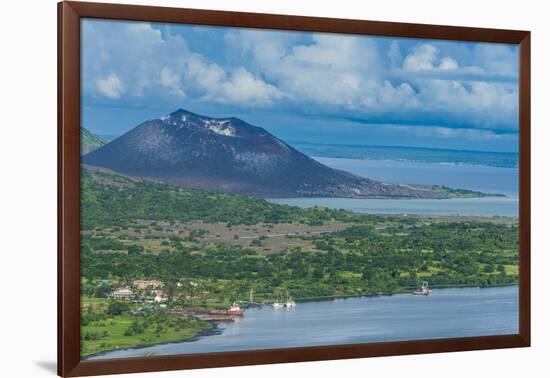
[58,1,530,376]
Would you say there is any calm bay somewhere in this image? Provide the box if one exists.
[90,286,518,359]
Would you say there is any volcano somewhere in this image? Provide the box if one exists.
[82,109,468,199]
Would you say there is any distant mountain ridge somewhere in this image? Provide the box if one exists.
[82,109,491,199]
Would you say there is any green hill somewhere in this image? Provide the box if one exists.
[80,166,367,230]
[81,128,107,155]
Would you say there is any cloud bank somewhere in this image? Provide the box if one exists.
[82,19,519,145]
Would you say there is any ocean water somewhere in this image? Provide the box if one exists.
[268,158,519,217]
[290,143,518,168]
[315,157,518,196]
[268,196,518,217]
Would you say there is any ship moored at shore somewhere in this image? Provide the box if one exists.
[208,303,244,316]
[412,282,432,296]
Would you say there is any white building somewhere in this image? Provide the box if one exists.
[112,288,133,300]
[153,289,166,303]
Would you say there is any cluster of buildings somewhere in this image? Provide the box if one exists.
[109,279,207,308]
[112,280,166,303]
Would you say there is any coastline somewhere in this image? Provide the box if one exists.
[267,196,519,217]
[84,284,518,360]
[292,283,519,303]
[82,322,221,360]
[310,155,519,170]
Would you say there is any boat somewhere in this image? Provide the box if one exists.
[273,293,285,308]
[285,291,296,308]
[412,281,432,296]
[208,302,244,316]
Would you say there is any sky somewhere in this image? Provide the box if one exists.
[81,19,519,152]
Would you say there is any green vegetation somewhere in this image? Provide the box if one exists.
[80,167,518,356]
[81,169,374,230]
[432,185,505,198]
[82,220,518,300]
[81,128,107,155]
[80,299,212,357]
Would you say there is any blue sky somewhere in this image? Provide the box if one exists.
[81,19,519,152]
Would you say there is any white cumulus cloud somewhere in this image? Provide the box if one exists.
[208,68,284,106]
[82,20,519,133]
[387,124,515,141]
[95,73,125,99]
[402,44,459,72]
[82,20,281,107]
[160,67,185,97]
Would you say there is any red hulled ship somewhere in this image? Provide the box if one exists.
[208,303,244,316]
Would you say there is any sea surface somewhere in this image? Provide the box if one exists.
[90,286,518,359]
[289,142,518,168]
[315,157,518,196]
[269,196,518,217]
[269,157,519,217]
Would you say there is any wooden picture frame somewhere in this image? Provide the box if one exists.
[58,1,531,376]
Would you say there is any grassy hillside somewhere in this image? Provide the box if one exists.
[81,167,373,230]
[81,128,108,155]
[81,167,518,293]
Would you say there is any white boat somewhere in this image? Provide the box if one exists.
[412,281,432,296]
[273,293,285,308]
[285,291,296,307]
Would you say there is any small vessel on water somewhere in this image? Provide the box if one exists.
[412,281,432,296]
[272,293,285,308]
[208,302,244,316]
[285,292,296,308]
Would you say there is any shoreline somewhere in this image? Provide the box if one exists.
[266,196,519,218]
[293,283,519,303]
[82,323,221,360]
[310,155,519,170]
[83,284,518,359]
